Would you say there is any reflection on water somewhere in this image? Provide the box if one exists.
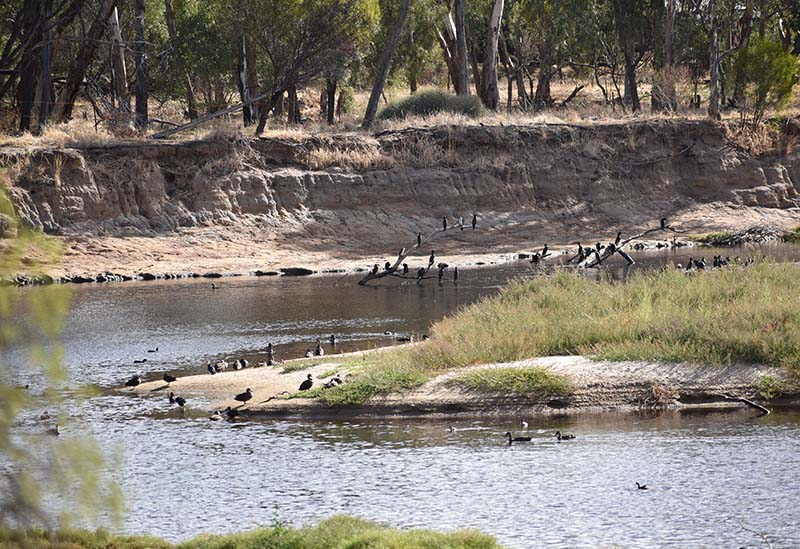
[3,242,800,547]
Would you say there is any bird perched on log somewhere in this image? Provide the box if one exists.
[660,217,668,230]
[402,263,409,275]
[125,375,141,388]
[163,373,177,386]
[615,231,622,246]
[384,261,391,271]
[234,388,253,405]
[428,251,435,268]
[542,244,548,257]
[299,374,313,391]
[371,264,379,275]
[442,216,448,231]
[471,213,477,230]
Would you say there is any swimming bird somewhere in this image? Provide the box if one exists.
[133,359,147,364]
[505,432,533,445]
[449,426,456,433]
[402,263,409,275]
[471,214,477,230]
[442,216,448,231]
[225,406,240,419]
[163,373,177,385]
[636,482,648,490]
[168,392,186,407]
[207,363,216,375]
[47,424,60,436]
[234,388,253,405]
[660,217,667,230]
[148,347,159,353]
[299,374,313,391]
[125,375,142,388]
[555,430,575,441]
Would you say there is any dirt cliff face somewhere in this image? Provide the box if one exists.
[2,119,799,276]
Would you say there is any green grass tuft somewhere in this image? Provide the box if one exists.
[448,367,572,397]
[783,227,800,243]
[377,89,484,121]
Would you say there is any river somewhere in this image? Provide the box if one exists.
[3,243,800,548]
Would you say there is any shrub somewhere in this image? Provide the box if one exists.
[377,89,484,121]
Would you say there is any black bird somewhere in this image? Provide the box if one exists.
[163,373,177,385]
[211,283,218,290]
[329,334,337,346]
[417,233,422,247]
[266,342,274,357]
[207,363,216,375]
[471,213,477,230]
[685,258,693,272]
[530,252,540,265]
[636,482,648,490]
[125,375,141,388]
[542,244,548,257]
[428,250,435,268]
[453,266,459,285]
[595,242,603,252]
[402,263,409,275]
[314,339,324,356]
[234,388,253,405]
[304,349,313,358]
[225,406,240,419]
[442,216,448,231]
[371,264,379,275]
[133,359,147,364]
[299,374,314,391]
[593,250,602,264]
[555,430,575,441]
[384,261,391,271]
[323,375,343,389]
[438,267,444,283]
[660,217,668,230]
[168,392,186,407]
[614,231,622,246]
[417,266,425,281]
[693,257,706,270]
[148,347,159,353]
[505,432,533,445]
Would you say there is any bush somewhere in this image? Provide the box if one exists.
[377,89,484,121]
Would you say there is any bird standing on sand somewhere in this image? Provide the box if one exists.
[417,267,425,281]
[207,363,216,375]
[417,233,422,247]
[453,266,459,285]
[660,217,668,230]
[234,388,253,405]
[299,374,314,391]
[471,214,477,230]
[428,251,435,268]
[442,217,448,231]
[267,342,274,358]
[163,373,177,386]
[125,375,141,388]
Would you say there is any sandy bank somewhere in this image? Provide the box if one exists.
[129,349,795,418]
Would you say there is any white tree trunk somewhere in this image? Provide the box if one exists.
[480,0,504,109]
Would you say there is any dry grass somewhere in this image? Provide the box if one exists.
[303,145,395,170]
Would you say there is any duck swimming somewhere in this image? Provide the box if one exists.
[555,430,575,441]
[505,432,533,445]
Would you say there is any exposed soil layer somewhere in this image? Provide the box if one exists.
[129,350,795,418]
[3,119,800,278]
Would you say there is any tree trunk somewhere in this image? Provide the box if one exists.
[16,0,41,133]
[164,0,198,120]
[236,32,253,125]
[621,40,640,111]
[325,78,337,124]
[708,0,721,119]
[133,0,147,128]
[479,0,504,110]
[109,6,129,112]
[439,22,458,92]
[361,0,411,129]
[286,83,299,124]
[37,0,53,132]
[652,0,676,112]
[453,0,469,95]
[470,50,482,96]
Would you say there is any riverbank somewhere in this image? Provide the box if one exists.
[129,263,800,418]
[3,118,800,280]
[0,515,499,549]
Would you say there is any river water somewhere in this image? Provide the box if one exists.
[4,243,800,547]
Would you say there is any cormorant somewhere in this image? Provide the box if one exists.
[555,430,575,441]
[428,251,435,268]
[329,334,337,346]
[125,375,142,388]
[299,374,313,391]
[505,432,533,445]
[266,342,274,357]
[542,244,548,257]
[660,217,667,230]
[530,252,540,265]
[384,261,391,271]
[595,242,603,252]
[371,264,379,275]
[133,359,147,364]
[163,373,177,385]
[442,216,448,231]
[615,231,622,246]
[685,259,693,271]
[417,267,425,280]
[453,266,459,285]
[636,482,648,490]
[148,347,159,353]
[417,233,422,247]
[234,388,253,405]
[402,263,409,275]
[471,213,477,230]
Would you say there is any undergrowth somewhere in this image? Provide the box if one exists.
[447,367,572,397]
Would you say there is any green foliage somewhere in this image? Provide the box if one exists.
[377,89,484,120]
[448,367,572,397]
[0,516,501,549]
[0,180,120,529]
[732,37,798,127]
[782,227,800,243]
